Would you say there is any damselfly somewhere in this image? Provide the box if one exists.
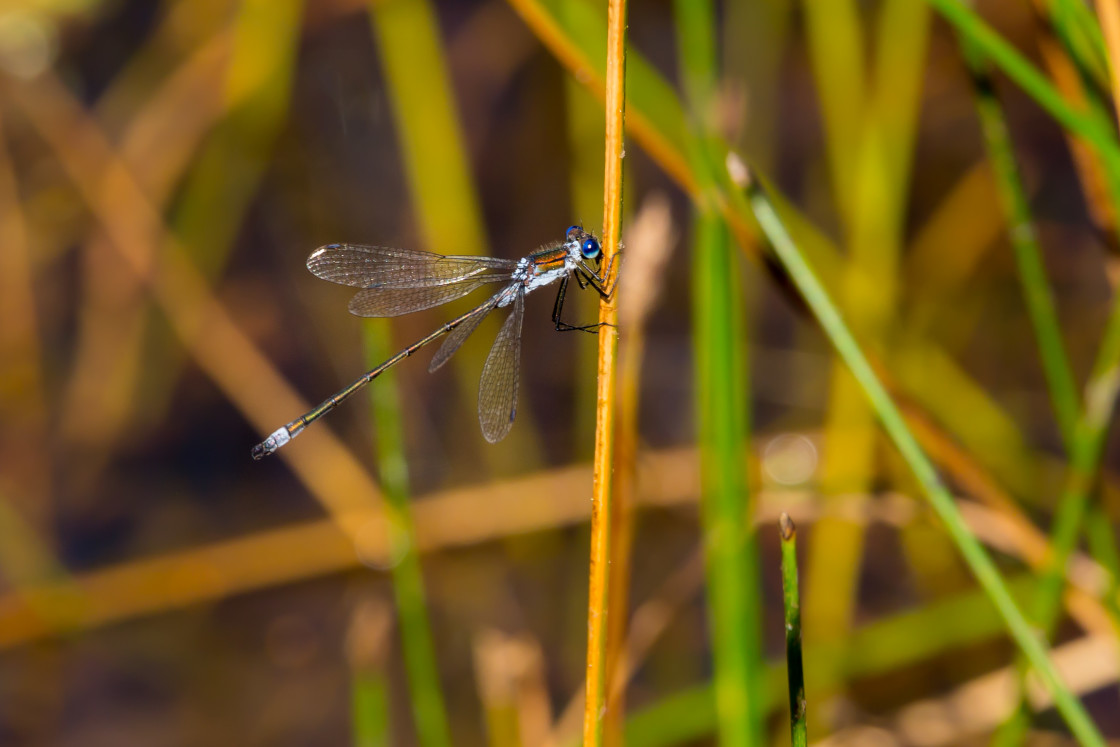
[251,225,616,459]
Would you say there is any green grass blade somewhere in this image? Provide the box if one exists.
[363,321,452,747]
[352,672,391,747]
[779,515,807,747]
[1033,302,1120,637]
[349,599,394,747]
[1043,0,1110,91]
[741,169,1106,747]
[801,0,864,224]
[923,0,1120,175]
[674,0,764,743]
[959,34,1081,446]
[368,0,485,257]
[690,210,763,746]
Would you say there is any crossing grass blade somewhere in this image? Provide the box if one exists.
[740,166,1106,747]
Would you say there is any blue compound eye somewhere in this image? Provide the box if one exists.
[566,224,582,239]
[581,236,601,259]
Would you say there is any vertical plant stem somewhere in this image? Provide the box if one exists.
[364,321,452,747]
[674,0,763,742]
[692,213,761,746]
[349,599,394,747]
[584,0,627,744]
[960,39,1080,444]
[740,168,1106,747]
[352,673,391,747]
[779,514,807,747]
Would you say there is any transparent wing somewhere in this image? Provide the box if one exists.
[348,277,506,318]
[307,244,517,288]
[427,295,500,372]
[477,291,524,443]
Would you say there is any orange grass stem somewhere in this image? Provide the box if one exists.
[584,0,627,743]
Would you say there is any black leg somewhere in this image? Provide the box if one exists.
[551,274,570,326]
[553,273,612,333]
[577,252,620,299]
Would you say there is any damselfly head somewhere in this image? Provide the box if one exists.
[563,225,601,261]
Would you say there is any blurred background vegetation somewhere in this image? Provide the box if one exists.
[1,0,1119,744]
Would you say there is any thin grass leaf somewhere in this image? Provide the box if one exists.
[779,515,807,747]
[801,0,865,224]
[363,321,452,747]
[961,37,1080,443]
[1042,0,1111,92]
[674,0,764,742]
[349,599,394,747]
[352,673,391,747]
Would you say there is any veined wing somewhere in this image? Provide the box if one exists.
[477,290,524,443]
[308,244,517,288]
[348,277,507,318]
[427,294,500,372]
